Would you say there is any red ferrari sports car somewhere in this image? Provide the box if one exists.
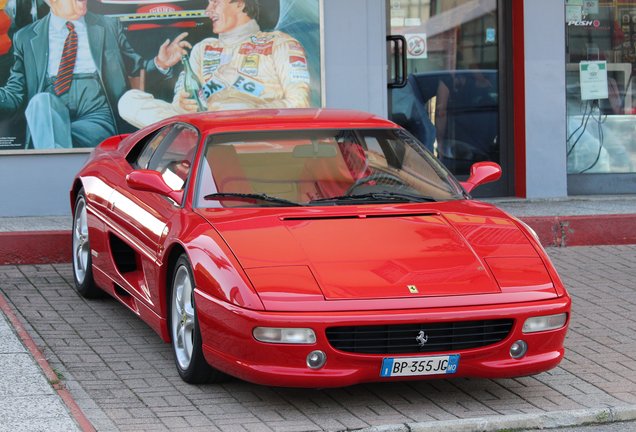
[70,109,570,387]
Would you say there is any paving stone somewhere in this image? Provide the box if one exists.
[1,245,636,431]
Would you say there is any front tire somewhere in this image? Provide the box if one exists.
[72,189,101,298]
[170,254,225,384]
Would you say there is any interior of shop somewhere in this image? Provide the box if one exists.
[565,0,636,175]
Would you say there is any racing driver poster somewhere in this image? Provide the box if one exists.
[0,0,322,151]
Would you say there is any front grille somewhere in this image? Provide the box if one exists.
[326,319,514,354]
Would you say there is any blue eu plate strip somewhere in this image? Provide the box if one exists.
[380,358,394,377]
[446,354,460,374]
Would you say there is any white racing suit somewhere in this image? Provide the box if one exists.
[174,19,311,111]
[117,19,311,129]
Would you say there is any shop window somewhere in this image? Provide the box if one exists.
[565,0,636,174]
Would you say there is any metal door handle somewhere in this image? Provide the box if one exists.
[387,35,408,88]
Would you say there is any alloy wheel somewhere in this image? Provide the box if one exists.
[72,197,90,284]
[171,265,195,370]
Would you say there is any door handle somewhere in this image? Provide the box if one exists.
[387,35,407,88]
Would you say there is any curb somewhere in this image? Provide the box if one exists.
[0,231,71,265]
[0,214,635,265]
[357,405,636,432]
[525,214,636,247]
[0,293,95,432]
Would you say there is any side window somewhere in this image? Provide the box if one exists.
[147,124,200,190]
[127,126,172,169]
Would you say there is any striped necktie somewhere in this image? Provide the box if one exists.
[53,22,78,96]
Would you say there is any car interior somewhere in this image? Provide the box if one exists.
[197,130,458,207]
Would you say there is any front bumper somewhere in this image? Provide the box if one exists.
[195,291,570,388]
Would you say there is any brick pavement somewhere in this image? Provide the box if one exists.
[0,245,635,431]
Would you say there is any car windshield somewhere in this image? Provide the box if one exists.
[195,128,465,208]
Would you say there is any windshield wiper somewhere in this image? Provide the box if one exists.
[204,192,303,207]
[310,192,436,205]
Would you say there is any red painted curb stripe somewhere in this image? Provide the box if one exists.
[0,293,95,432]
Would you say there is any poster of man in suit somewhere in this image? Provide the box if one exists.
[0,0,322,151]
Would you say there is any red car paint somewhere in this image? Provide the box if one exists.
[71,109,570,387]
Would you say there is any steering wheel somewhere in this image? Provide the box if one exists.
[345,172,409,195]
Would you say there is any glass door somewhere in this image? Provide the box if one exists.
[388,0,511,196]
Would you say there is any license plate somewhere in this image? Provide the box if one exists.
[380,354,460,377]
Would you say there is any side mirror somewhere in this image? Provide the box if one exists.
[126,170,184,204]
[460,162,502,194]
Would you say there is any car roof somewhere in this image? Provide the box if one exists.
[172,109,399,134]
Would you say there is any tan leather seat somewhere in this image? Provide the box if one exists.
[205,145,253,195]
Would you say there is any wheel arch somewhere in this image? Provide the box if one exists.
[164,242,188,340]
[70,179,84,214]
[163,241,222,383]
[162,230,266,312]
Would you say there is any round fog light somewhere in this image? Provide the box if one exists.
[510,340,528,359]
[306,350,327,369]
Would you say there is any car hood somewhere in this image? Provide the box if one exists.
[197,202,556,306]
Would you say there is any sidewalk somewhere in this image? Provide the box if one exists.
[0,196,635,432]
[0,246,635,431]
[0,294,82,432]
[1,195,635,265]
[490,195,636,247]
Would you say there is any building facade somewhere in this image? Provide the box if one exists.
[0,0,634,217]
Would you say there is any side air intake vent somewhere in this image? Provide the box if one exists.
[109,234,138,274]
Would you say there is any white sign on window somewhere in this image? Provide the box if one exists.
[405,33,428,59]
[579,61,608,100]
[566,5,583,21]
[583,0,599,15]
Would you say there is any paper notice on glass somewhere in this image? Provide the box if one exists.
[579,61,608,100]
[405,33,427,59]
[583,0,599,15]
[566,5,583,21]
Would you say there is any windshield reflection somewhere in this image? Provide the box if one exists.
[195,128,464,208]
